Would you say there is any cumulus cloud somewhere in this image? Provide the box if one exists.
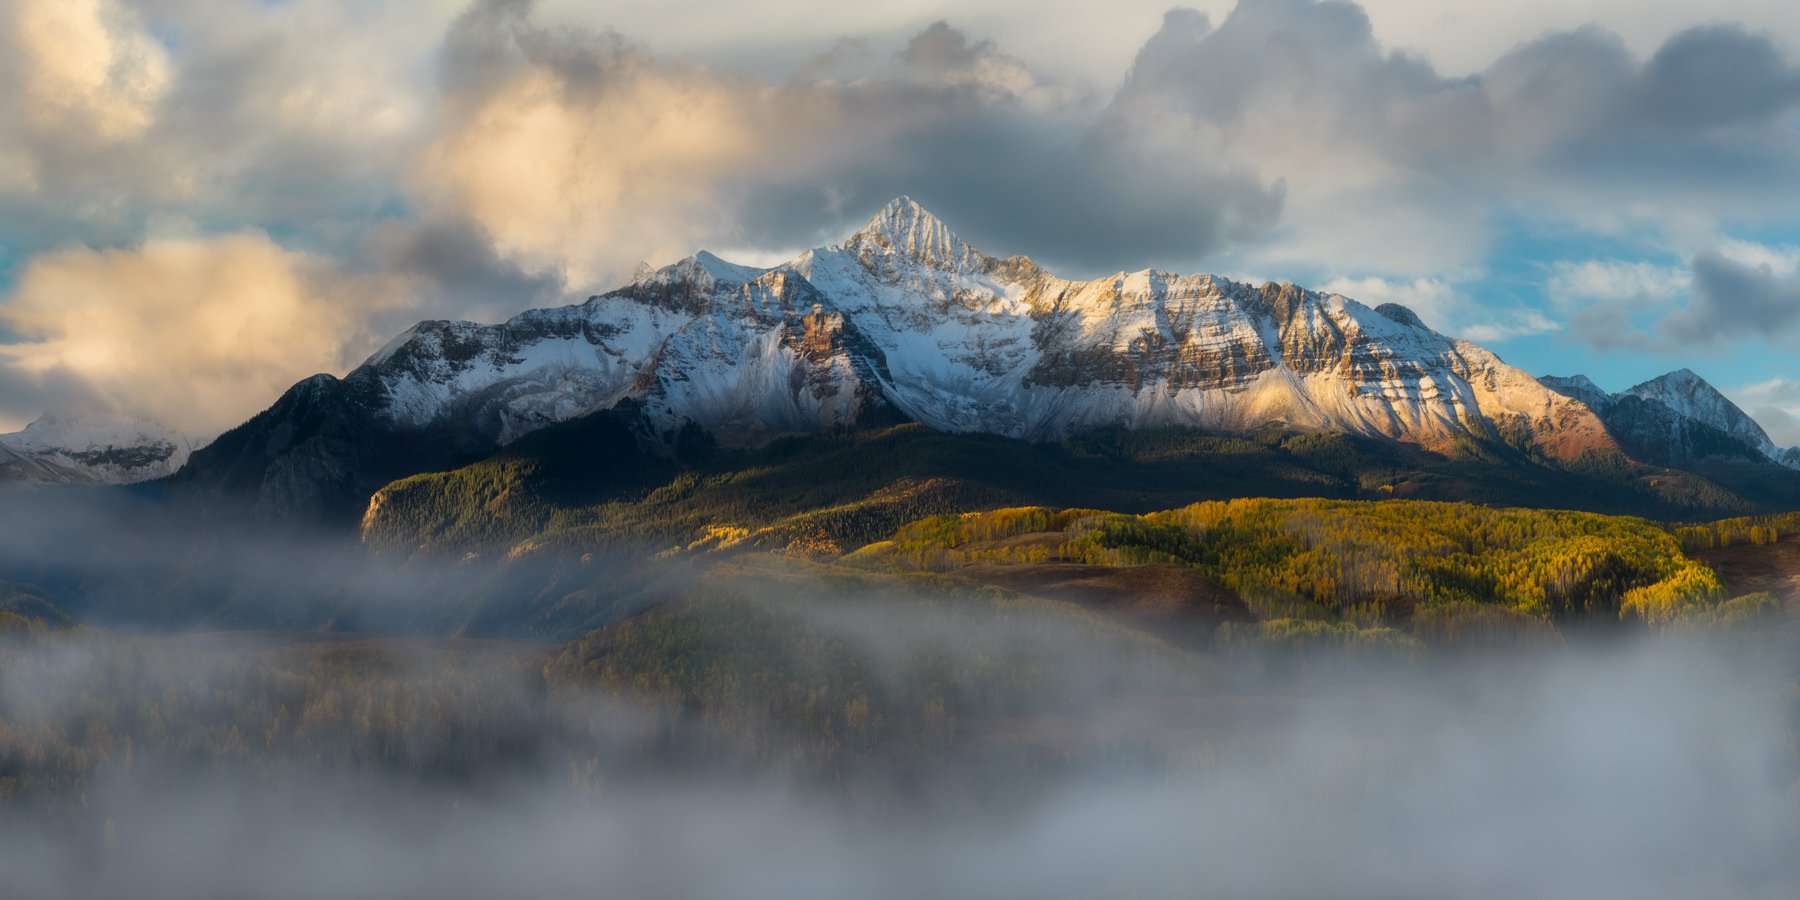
[1111,2,1800,280]
[6,0,168,144]
[0,0,436,255]
[1555,241,1800,353]
[0,233,409,438]
[416,0,773,288]
[413,1,1284,286]
[0,0,172,241]
[1545,259,1690,308]
[1320,274,1558,343]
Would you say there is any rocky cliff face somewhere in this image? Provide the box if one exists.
[177,197,1627,523]
[0,412,189,486]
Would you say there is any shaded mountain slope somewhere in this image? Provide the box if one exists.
[358,411,1760,566]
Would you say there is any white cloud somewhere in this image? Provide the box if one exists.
[1545,260,1690,307]
[1321,276,1464,330]
[1716,238,1800,276]
[1321,274,1558,343]
[1459,310,1562,344]
[5,0,169,143]
[417,7,772,289]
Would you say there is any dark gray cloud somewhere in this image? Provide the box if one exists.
[1636,24,1800,129]
[1661,252,1800,345]
[723,13,1289,276]
[365,219,563,324]
[1567,304,1658,354]
[0,362,101,429]
[1088,2,1800,281]
[1127,2,1800,192]
[416,0,1288,281]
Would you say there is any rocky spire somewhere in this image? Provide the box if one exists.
[848,196,982,271]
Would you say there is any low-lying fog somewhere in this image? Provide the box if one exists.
[2,484,1796,898]
[2,620,1796,899]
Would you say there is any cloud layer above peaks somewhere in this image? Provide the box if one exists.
[2,0,1800,435]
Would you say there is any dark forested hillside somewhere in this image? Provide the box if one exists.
[359,413,1781,564]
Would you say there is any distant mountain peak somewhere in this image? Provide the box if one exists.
[687,250,768,284]
[1542,373,1603,392]
[1539,374,1610,405]
[1623,368,1780,454]
[1372,303,1427,329]
[848,196,981,271]
[0,409,190,486]
[1541,367,1800,471]
[625,251,770,290]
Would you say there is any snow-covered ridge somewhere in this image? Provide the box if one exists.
[334,197,1613,461]
[0,411,190,485]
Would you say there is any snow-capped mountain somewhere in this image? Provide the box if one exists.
[355,247,887,448]
[1540,370,1800,470]
[1623,369,1795,464]
[0,411,190,485]
[789,199,1609,456]
[181,197,1619,522]
[350,197,1611,455]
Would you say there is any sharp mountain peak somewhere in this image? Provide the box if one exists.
[847,196,983,270]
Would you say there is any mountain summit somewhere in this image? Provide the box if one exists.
[847,196,982,271]
[1623,369,1787,460]
[178,198,1628,521]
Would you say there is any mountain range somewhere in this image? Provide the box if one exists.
[8,198,1799,528]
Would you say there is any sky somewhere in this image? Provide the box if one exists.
[2,0,1800,441]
